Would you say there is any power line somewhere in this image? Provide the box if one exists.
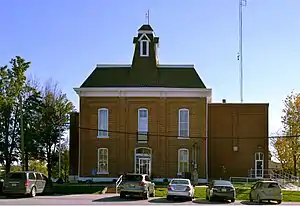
[73,126,300,140]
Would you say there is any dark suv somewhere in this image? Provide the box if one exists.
[3,171,47,197]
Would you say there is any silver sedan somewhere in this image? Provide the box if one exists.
[166,178,195,201]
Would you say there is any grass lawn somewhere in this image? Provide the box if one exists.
[155,186,300,202]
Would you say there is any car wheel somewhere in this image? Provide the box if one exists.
[257,195,262,203]
[150,189,155,197]
[249,194,253,202]
[277,200,282,204]
[120,191,126,198]
[30,186,36,197]
[143,190,149,199]
[166,195,172,201]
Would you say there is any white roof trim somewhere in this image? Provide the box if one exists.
[96,64,195,68]
[74,87,212,98]
[157,64,194,68]
[138,33,151,42]
[138,30,153,34]
[96,64,130,68]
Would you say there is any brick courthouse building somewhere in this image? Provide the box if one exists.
[69,24,269,183]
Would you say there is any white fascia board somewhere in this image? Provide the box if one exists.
[74,87,212,98]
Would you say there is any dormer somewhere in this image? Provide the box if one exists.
[132,24,159,65]
[139,33,151,57]
[130,24,159,85]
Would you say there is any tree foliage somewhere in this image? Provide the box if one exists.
[36,80,74,179]
[0,56,29,173]
[0,57,73,181]
[272,91,300,176]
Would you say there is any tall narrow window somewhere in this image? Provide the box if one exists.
[140,40,149,57]
[97,148,108,174]
[178,109,189,138]
[98,108,108,138]
[178,149,189,173]
[138,108,148,134]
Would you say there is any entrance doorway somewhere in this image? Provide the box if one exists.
[135,147,152,175]
[255,152,264,178]
[139,158,151,175]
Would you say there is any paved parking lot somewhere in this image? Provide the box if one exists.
[0,194,300,205]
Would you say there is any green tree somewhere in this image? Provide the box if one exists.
[0,56,29,173]
[36,80,74,179]
[29,160,48,175]
[20,78,43,170]
[280,91,300,176]
[52,145,69,182]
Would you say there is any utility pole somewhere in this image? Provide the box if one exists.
[238,0,247,103]
[20,95,25,171]
[58,112,62,179]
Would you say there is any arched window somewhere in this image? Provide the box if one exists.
[178,148,189,173]
[97,148,108,174]
[134,147,152,175]
[98,108,109,138]
[138,108,148,134]
[178,108,189,138]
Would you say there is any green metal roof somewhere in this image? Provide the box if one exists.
[80,66,206,88]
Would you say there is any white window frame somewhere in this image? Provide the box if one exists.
[98,108,109,138]
[178,148,189,173]
[178,108,189,139]
[140,40,149,57]
[138,108,148,134]
[97,148,108,174]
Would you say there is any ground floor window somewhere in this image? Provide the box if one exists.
[178,148,189,173]
[135,147,152,175]
[97,148,108,174]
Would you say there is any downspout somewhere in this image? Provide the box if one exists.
[205,97,209,182]
[78,95,81,180]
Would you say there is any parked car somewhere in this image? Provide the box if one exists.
[167,178,194,201]
[206,180,236,202]
[119,173,155,199]
[2,171,47,197]
[249,180,282,204]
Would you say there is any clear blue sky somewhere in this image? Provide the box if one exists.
[1,0,300,135]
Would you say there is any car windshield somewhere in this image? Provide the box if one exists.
[214,180,232,186]
[122,175,143,182]
[171,179,189,185]
[7,172,26,180]
[262,182,280,188]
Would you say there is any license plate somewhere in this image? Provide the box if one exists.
[12,184,17,186]
[221,188,226,192]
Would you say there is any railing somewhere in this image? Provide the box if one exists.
[115,175,123,194]
[137,132,148,144]
[230,168,300,189]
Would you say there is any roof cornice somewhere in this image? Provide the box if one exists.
[96,64,195,68]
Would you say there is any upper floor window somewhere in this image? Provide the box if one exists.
[138,108,148,134]
[140,40,149,57]
[97,148,108,174]
[178,108,189,138]
[98,108,108,138]
[178,148,189,173]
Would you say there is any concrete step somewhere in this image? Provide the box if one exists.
[105,186,118,194]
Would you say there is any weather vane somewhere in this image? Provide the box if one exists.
[145,10,150,25]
